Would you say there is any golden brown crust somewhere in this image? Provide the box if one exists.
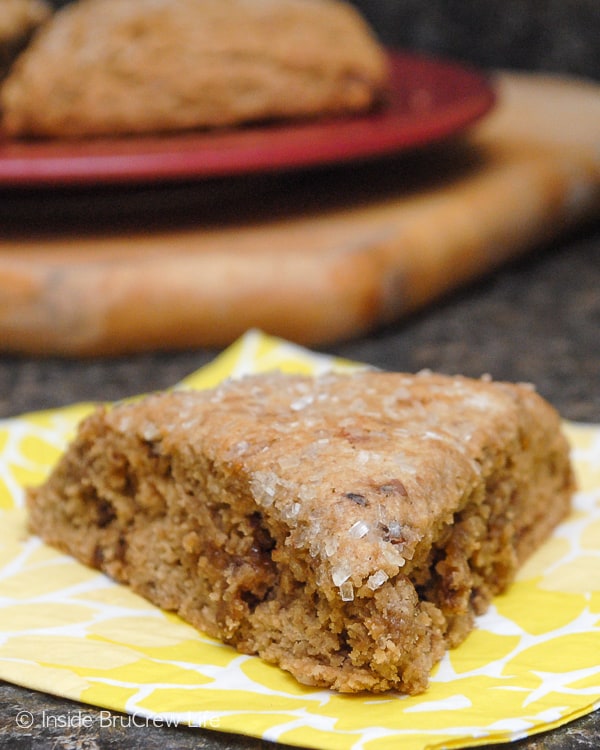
[1,0,387,137]
[27,370,574,693]
[0,0,50,79]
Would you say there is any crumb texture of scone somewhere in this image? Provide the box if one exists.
[27,371,574,693]
[0,0,50,80]
[1,0,388,137]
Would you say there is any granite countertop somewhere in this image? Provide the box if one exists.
[0,217,598,748]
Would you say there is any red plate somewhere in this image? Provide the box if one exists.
[0,51,495,187]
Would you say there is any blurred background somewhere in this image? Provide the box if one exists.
[3,0,597,422]
[352,0,600,80]
[49,0,600,80]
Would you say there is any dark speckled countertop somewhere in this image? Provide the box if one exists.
[1,1,599,748]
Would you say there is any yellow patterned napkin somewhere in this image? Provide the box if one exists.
[1,330,599,750]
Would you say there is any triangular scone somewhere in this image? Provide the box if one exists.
[27,371,574,693]
[1,0,387,137]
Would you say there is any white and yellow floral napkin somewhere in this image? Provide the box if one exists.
[1,330,599,750]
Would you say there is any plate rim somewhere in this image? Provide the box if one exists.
[0,50,496,188]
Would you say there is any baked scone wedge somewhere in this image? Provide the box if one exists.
[1,0,387,137]
[27,371,574,693]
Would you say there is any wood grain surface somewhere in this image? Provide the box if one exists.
[0,72,598,356]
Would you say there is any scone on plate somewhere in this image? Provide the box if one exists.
[1,0,388,137]
[27,370,574,694]
[0,0,50,80]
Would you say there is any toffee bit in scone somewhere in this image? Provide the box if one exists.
[377,479,408,496]
[379,519,406,546]
[1,0,388,138]
[345,492,367,505]
[27,370,575,694]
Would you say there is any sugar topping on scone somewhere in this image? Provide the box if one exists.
[27,370,574,693]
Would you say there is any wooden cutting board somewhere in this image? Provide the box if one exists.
[0,71,599,356]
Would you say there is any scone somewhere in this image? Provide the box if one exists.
[27,371,574,693]
[0,0,50,80]
[1,0,388,137]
